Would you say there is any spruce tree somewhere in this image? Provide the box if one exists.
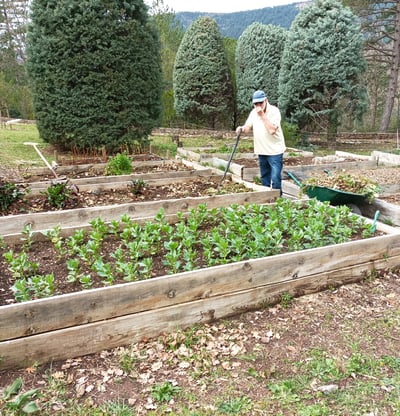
[235,22,287,115]
[173,16,234,129]
[279,0,367,138]
[26,0,162,152]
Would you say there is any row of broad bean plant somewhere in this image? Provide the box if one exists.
[1,199,376,303]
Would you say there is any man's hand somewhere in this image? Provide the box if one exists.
[255,105,264,115]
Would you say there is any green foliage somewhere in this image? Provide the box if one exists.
[217,396,252,414]
[0,73,34,119]
[42,181,75,209]
[151,381,181,402]
[279,0,368,137]
[128,178,146,195]
[148,4,184,126]
[26,0,162,152]
[281,121,302,147]
[2,200,377,295]
[173,16,235,129]
[11,274,55,302]
[236,23,287,115]
[0,178,25,212]
[2,377,40,414]
[280,292,294,309]
[105,153,133,176]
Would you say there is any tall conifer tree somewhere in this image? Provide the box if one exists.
[173,16,234,129]
[27,0,162,151]
[279,0,367,138]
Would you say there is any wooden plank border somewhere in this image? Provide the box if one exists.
[0,233,399,370]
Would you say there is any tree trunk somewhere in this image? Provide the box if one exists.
[380,1,400,131]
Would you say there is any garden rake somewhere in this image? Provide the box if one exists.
[24,142,66,181]
[219,128,242,186]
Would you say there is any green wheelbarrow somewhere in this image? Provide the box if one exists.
[285,171,369,206]
[285,170,381,233]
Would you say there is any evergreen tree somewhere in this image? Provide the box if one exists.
[279,0,367,138]
[148,0,184,126]
[224,37,238,128]
[173,16,234,129]
[26,0,162,152]
[235,22,287,115]
[0,0,32,118]
[345,0,399,131]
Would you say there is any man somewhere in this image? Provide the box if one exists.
[236,90,286,195]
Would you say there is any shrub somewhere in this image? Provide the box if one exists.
[105,153,133,176]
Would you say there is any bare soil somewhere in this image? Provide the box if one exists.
[2,177,249,216]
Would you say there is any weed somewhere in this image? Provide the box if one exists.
[280,292,294,309]
[217,396,252,414]
[151,381,181,403]
[268,379,302,404]
[297,403,330,416]
[1,377,40,414]
[119,352,138,373]
[98,399,135,415]
[105,153,132,175]
[305,349,341,382]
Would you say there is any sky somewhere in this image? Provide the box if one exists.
[146,0,300,14]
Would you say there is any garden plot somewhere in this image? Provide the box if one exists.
[0,198,399,371]
[1,168,278,238]
[10,157,190,182]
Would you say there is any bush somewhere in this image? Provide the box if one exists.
[105,153,133,176]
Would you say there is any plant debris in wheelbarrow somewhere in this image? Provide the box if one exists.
[287,171,381,205]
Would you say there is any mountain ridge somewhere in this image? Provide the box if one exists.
[175,2,311,38]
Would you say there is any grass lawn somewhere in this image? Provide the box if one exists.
[0,123,50,168]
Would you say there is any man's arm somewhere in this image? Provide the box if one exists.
[256,106,278,135]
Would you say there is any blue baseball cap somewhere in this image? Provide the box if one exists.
[252,90,267,103]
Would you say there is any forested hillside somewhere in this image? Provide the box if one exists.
[176,2,310,38]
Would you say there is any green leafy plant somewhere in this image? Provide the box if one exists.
[42,181,76,208]
[280,292,294,309]
[11,274,55,302]
[105,153,133,176]
[217,396,252,414]
[1,377,40,414]
[150,381,181,403]
[3,250,39,279]
[20,224,35,251]
[128,178,146,195]
[0,179,26,212]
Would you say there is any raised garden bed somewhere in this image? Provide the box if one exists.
[8,157,189,182]
[1,167,268,219]
[0,197,399,371]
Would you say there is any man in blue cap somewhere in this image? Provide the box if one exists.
[236,90,286,195]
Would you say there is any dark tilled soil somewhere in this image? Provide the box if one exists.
[3,178,249,216]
